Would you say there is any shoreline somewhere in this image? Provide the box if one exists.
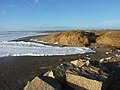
[0,30,120,90]
[0,54,81,90]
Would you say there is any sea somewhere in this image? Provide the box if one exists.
[0,31,49,41]
[0,31,94,57]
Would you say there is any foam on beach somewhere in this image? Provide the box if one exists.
[0,41,95,57]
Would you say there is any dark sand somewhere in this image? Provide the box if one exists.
[0,54,81,90]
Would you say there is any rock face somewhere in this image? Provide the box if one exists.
[40,30,95,46]
[96,31,120,47]
[66,73,103,90]
[24,76,61,90]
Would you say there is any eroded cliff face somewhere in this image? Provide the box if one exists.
[40,30,95,46]
[96,31,120,47]
[15,30,120,48]
[32,30,120,47]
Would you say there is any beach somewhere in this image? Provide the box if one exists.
[0,54,81,90]
[0,30,119,90]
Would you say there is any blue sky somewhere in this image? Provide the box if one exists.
[0,0,120,31]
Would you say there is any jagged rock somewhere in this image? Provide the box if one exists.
[24,76,61,90]
[85,60,91,66]
[70,60,91,67]
[66,73,103,90]
[43,70,55,78]
[45,61,109,90]
[65,64,109,90]
[70,60,85,67]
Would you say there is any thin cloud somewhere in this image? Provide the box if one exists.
[7,4,14,8]
[0,10,7,15]
[98,20,120,24]
[51,0,56,2]
[33,0,39,4]
[21,0,47,16]
[85,20,120,29]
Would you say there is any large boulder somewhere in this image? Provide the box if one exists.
[66,73,103,90]
[39,30,95,46]
[65,63,109,90]
[24,76,61,90]
[96,31,120,47]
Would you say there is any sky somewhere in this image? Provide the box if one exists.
[0,0,120,31]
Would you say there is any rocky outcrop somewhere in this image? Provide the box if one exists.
[96,56,120,90]
[96,31,120,47]
[24,58,114,90]
[39,30,96,46]
[43,60,109,90]
[24,76,61,90]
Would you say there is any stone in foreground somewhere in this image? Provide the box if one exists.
[44,70,55,78]
[66,73,103,90]
[24,76,61,90]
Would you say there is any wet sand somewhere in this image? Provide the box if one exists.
[0,54,80,90]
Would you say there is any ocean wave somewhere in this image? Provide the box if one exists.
[0,41,95,57]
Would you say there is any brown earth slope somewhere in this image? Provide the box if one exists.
[15,30,120,48]
[40,30,95,46]
[96,31,120,47]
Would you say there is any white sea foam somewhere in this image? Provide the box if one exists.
[0,31,49,41]
[0,41,95,57]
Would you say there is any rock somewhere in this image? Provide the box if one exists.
[24,76,61,90]
[100,66,110,73]
[70,60,85,67]
[66,61,109,90]
[89,60,100,67]
[43,70,55,78]
[43,63,75,90]
[70,60,91,67]
[66,64,109,90]
[85,60,91,66]
[102,57,120,72]
[42,60,110,90]
[47,61,109,90]
[108,69,120,90]
[66,73,103,90]
[118,49,120,53]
